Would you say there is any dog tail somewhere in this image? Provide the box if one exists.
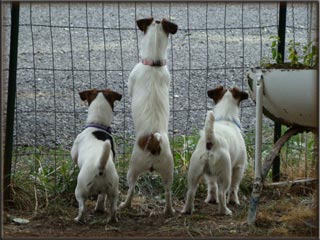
[98,140,111,176]
[205,111,215,150]
[138,132,162,155]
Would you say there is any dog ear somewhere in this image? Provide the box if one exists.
[207,86,227,104]
[230,87,249,103]
[102,90,122,110]
[136,17,154,33]
[79,89,98,105]
[162,18,178,35]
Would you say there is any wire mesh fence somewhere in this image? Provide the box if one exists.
[2,2,318,202]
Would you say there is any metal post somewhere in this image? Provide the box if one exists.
[272,2,287,182]
[247,72,264,225]
[4,2,20,206]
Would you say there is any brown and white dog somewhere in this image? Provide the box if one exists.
[120,18,177,216]
[182,86,248,216]
[71,89,122,223]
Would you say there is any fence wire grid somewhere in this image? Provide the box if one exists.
[2,2,319,196]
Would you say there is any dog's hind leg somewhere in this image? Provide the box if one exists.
[119,167,139,209]
[228,165,245,205]
[119,150,142,209]
[217,187,232,216]
[181,152,203,215]
[74,185,88,223]
[157,152,175,216]
[217,165,232,216]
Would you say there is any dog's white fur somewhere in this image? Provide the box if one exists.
[71,92,119,223]
[120,19,177,216]
[182,87,248,216]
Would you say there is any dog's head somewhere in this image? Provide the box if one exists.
[79,89,122,110]
[207,86,248,106]
[137,17,178,36]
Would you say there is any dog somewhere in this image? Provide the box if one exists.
[71,89,122,223]
[119,17,178,216]
[181,86,248,216]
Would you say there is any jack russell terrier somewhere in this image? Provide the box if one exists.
[120,17,178,216]
[71,89,122,223]
[182,86,248,216]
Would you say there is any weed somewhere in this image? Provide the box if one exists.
[8,126,317,213]
[261,35,318,68]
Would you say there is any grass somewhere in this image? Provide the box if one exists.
[7,124,318,215]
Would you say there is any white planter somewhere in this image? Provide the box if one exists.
[247,68,318,128]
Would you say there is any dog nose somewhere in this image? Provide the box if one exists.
[155,20,160,24]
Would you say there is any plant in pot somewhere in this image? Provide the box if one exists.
[246,36,318,226]
[247,36,318,128]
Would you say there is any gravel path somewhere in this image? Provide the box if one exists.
[2,2,318,152]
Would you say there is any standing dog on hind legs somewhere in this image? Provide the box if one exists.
[120,17,178,216]
[71,89,122,223]
[182,86,248,216]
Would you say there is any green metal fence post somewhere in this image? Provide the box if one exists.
[4,2,20,207]
[272,1,287,182]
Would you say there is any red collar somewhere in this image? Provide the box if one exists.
[141,58,166,67]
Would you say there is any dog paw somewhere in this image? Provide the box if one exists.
[74,217,85,224]
[219,207,232,216]
[119,202,129,209]
[180,207,193,215]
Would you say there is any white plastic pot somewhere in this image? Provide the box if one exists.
[247,68,318,128]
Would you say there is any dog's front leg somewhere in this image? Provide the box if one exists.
[204,175,219,204]
[95,194,106,213]
[107,189,119,223]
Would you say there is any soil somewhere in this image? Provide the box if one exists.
[3,186,319,239]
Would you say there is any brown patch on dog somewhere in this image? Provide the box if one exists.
[79,89,99,105]
[102,90,122,109]
[229,87,249,105]
[137,17,154,33]
[138,134,161,155]
[161,18,178,35]
[79,89,122,109]
[207,86,228,104]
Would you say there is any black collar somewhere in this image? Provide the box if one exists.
[85,123,112,134]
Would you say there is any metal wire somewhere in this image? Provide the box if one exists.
[5,2,318,195]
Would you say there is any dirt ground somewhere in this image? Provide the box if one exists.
[3,185,319,239]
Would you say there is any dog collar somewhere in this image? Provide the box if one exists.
[141,58,166,67]
[215,118,242,130]
[85,123,116,158]
[85,123,112,134]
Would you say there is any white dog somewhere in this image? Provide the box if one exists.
[120,17,177,216]
[71,89,122,223]
[182,86,248,216]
